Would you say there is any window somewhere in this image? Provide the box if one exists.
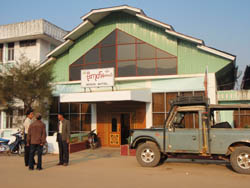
[117,44,135,60]
[209,109,250,129]
[112,118,118,132]
[49,97,92,136]
[137,43,155,59]
[0,44,3,62]
[5,110,13,129]
[152,92,204,127]
[137,59,156,76]
[118,61,136,77]
[3,109,24,129]
[19,40,36,47]
[69,29,178,80]
[171,111,199,129]
[85,48,99,63]
[8,43,14,61]
[101,46,116,62]
[234,109,250,128]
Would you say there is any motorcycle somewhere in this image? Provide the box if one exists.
[34,142,48,155]
[88,130,98,149]
[41,142,48,155]
[0,132,25,155]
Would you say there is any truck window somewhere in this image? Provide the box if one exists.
[210,110,233,128]
[173,112,199,128]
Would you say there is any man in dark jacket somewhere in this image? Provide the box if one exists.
[27,113,46,170]
[57,113,70,166]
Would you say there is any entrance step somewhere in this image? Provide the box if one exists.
[120,144,136,156]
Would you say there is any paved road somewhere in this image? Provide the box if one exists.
[0,148,249,188]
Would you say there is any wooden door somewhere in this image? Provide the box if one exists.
[109,114,121,147]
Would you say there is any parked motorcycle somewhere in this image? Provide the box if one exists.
[41,142,48,155]
[33,141,48,155]
[0,132,25,155]
[88,130,98,149]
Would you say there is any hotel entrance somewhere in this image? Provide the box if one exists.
[109,113,131,146]
[97,101,146,147]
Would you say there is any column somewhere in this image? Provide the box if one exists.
[208,73,217,104]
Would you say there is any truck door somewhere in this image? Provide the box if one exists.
[166,111,201,153]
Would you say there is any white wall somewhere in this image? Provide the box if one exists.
[15,41,39,63]
[39,39,52,63]
[208,73,217,104]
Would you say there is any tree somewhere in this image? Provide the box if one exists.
[0,56,54,117]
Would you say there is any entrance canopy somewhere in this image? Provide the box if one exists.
[60,89,152,103]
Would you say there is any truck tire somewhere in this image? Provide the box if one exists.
[136,142,161,167]
[230,146,250,174]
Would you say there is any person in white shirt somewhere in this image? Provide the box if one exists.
[23,109,34,167]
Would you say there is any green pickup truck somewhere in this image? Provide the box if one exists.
[129,96,250,174]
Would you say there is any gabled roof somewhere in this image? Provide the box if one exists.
[42,5,236,68]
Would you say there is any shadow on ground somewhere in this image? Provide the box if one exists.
[43,148,121,169]
[159,157,231,171]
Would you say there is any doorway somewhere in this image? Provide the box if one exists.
[109,113,130,147]
[97,101,146,147]
[121,114,130,145]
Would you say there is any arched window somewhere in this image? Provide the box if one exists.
[69,29,177,81]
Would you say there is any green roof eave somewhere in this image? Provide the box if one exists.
[47,39,74,58]
[63,20,95,41]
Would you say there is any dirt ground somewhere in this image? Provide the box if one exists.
[0,148,249,188]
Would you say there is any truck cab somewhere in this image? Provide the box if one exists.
[165,105,206,154]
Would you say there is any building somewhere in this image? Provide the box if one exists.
[241,65,250,90]
[42,5,237,147]
[0,19,68,130]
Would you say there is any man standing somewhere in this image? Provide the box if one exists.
[27,113,46,170]
[23,109,34,167]
[57,113,70,166]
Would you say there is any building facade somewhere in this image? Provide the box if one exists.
[42,6,237,147]
[0,19,68,130]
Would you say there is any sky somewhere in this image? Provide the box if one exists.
[1,0,250,83]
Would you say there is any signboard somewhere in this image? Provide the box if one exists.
[81,68,114,88]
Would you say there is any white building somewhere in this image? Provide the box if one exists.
[0,19,68,131]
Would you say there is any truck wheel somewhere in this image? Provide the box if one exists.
[160,154,168,163]
[136,142,161,167]
[230,146,250,174]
